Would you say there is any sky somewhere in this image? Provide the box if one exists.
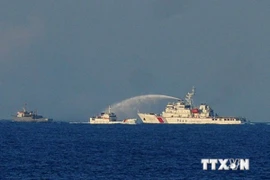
[0,0,270,122]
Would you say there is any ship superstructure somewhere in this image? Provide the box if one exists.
[138,87,247,124]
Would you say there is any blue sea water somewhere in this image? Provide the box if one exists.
[0,122,269,179]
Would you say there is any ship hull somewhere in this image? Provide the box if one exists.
[13,117,53,122]
[89,118,140,125]
[138,113,243,124]
[89,120,123,124]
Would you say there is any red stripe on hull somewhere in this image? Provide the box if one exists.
[156,116,165,123]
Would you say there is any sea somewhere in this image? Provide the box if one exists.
[0,121,269,179]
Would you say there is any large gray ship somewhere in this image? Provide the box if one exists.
[13,105,53,122]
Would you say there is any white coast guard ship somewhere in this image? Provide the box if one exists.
[89,106,139,125]
[138,87,247,124]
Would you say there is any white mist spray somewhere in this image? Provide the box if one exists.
[104,94,179,119]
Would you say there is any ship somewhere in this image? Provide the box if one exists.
[137,87,247,124]
[13,104,53,122]
[89,106,140,125]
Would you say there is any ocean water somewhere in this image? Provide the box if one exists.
[0,122,269,179]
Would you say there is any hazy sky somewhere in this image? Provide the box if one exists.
[0,0,270,122]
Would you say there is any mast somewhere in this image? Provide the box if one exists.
[23,103,27,112]
[185,86,195,107]
[108,106,111,113]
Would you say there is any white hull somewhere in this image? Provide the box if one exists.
[89,118,139,125]
[90,121,123,124]
[138,113,243,124]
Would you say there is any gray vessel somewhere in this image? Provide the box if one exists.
[13,105,53,122]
